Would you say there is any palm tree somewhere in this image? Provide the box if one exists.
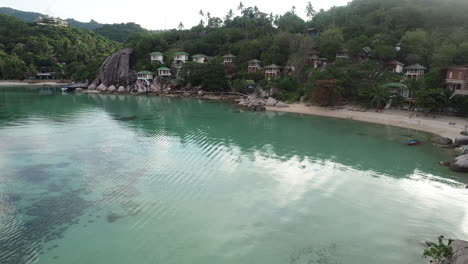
[178,22,184,30]
[305,1,316,21]
[206,12,211,25]
[291,6,296,14]
[370,84,390,110]
[237,2,244,14]
[199,9,204,18]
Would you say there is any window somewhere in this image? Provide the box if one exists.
[459,72,463,79]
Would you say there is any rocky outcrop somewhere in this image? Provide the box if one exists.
[108,85,116,92]
[91,48,136,87]
[117,86,125,92]
[431,137,453,145]
[455,136,468,146]
[449,154,468,172]
[449,240,468,264]
[266,97,277,107]
[238,96,266,111]
[276,101,290,108]
[96,83,107,91]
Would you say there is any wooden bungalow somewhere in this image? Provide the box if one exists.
[223,54,236,66]
[264,64,282,80]
[150,52,164,63]
[248,59,262,73]
[192,54,208,63]
[157,67,172,77]
[387,60,405,73]
[443,65,468,92]
[404,64,427,79]
[137,71,154,81]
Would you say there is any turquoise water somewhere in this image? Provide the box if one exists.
[0,86,467,264]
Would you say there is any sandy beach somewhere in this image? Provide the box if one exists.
[267,104,468,140]
[0,80,69,86]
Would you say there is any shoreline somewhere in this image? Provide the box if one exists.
[0,80,69,86]
[266,104,467,140]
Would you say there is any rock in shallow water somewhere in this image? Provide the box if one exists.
[431,137,453,145]
[450,154,468,172]
[266,97,277,107]
[449,240,468,264]
[455,136,468,146]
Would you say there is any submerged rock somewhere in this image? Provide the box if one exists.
[455,136,468,146]
[431,137,453,145]
[450,154,468,172]
[74,88,84,93]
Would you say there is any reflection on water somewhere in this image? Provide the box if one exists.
[0,87,467,264]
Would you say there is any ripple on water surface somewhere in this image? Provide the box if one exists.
[0,88,467,264]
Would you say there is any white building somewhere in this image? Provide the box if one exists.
[405,64,427,79]
[157,67,171,77]
[173,51,189,63]
[223,54,235,66]
[150,52,164,63]
[137,71,154,81]
[192,54,208,63]
[387,60,405,73]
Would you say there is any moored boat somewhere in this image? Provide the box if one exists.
[407,140,421,146]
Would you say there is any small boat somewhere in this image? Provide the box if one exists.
[407,140,421,146]
[61,87,69,92]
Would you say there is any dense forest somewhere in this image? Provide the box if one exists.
[0,14,120,81]
[1,0,468,111]
[123,0,468,112]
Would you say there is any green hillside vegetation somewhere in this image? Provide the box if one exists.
[0,14,120,81]
[95,22,148,42]
[0,7,104,30]
[126,0,468,111]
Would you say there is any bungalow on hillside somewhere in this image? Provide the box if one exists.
[387,60,405,73]
[442,65,468,93]
[248,59,262,73]
[404,64,427,79]
[336,49,350,59]
[29,67,56,80]
[173,51,189,63]
[314,58,328,69]
[157,67,172,77]
[308,50,320,63]
[223,54,236,66]
[192,54,208,63]
[264,64,282,80]
[359,47,373,60]
[137,71,154,81]
[150,52,164,63]
[305,28,320,37]
[254,12,268,18]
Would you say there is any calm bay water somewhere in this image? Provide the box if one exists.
[0,86,467,264]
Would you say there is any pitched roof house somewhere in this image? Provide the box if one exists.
[192,54,208,63]
[264,64,282,80]
[404,64,427,79]
[248,59,262,73]
[443,65,468,92]
[137,71,155,80]
[223,54,236,66]
[157,67,171,77]
[150,52,164,63]
[387,60,405,73]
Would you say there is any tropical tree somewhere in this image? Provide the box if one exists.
[178,22,184,31]
[305,1,316,21]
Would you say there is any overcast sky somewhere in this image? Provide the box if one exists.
[2,0,349,30]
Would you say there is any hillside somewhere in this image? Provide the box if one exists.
[0,14,120,81]
[0,7,104,30]
[94,22,148,42]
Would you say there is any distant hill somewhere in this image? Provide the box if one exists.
[0,7,103,30]
[94,22,148,42]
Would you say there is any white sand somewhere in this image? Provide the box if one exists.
[0,81,69,86]
[267,104,468,139]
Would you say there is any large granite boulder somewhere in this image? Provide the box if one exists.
[449,240,468,264]
[450,154,468,172]
[266,97,277,107]
[455,136,468,146]
[88,84,97,90]
[91,48,137,87]
[108,85,116,92]
[96,83,107,91]
[276,101,290,108]
[117,86,125,92]
[431,137,453,145]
